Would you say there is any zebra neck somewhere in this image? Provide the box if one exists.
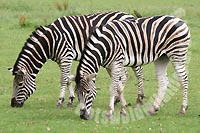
[76,56,100,82]
[13,43,47,76]
[13,26,51,75]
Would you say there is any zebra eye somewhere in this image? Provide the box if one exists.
[86,90,90,93]
[19,82,23,86]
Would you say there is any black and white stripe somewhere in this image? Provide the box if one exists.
[10,11,137,107]
[75,15,190,119]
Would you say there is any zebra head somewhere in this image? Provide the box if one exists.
[8,67,36,107]
[75,71,97,120]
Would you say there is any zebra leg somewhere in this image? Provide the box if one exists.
[118,68,128,116]
[66,78,75,108]
[106,63,123,118]
[57,60,75,108]
[57,76,66,108]
[148,55,169,115]
[106,84,117,119]
[132,66,144,105]
[171,58,188,115]
[106,68,120,105]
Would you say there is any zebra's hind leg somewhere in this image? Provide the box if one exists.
[148,55,169,115]
[106,85,116,119]
[57,79,75,108]
[171,57,188,115]
[132,66,144,105]
[57,60,75,108]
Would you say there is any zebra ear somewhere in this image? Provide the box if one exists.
[69,75,75,81]
[86,73,97,81]
[8,67,13,73]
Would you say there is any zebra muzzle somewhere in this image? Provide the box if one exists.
[11,97,24,107]
[80,109,90,120]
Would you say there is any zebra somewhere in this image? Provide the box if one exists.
[74,15,190,120]
[9,11,145,108]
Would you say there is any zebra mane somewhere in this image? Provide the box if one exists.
[26,26,46,44]
[76,24,104,79]
[13,26,49,75]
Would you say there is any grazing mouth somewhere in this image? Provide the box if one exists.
[80,109,90,120]
[11,97,24,107]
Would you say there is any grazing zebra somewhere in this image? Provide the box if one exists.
[9,11,143,108]
[75,15,190,120]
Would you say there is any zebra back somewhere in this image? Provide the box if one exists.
[76,15,190,78]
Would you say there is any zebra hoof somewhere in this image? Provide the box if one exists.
[67,102,72,108]
[56,103,63,109]
[120,111,126,117]
[57,97,64,108]
[105,114,112,120]
[105,107,113,119]
[147,107,158,115]
[66,96,75,108]
[147,110,155,115]
[178,105,188,115]
[69,96,75,103]
[178,111,185,115]
[105,111,113,119]
[136,100,143,106]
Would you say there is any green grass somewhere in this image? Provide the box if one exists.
[0,0,200,132]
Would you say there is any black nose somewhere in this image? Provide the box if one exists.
[80,109,90,120]
[11,97,23,107]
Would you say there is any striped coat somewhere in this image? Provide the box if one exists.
[10,11,136,107]
[75,15,190,119]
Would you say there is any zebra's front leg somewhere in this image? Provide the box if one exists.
[106,89,117,119]
[106,63,123,118]
[118,68,128,116]
[106,68,120,105]
[148,56,169,115]
[132,66,144,105]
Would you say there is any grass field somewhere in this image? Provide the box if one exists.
[0,0,200,132]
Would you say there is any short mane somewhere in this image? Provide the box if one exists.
[12,26,49,75]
